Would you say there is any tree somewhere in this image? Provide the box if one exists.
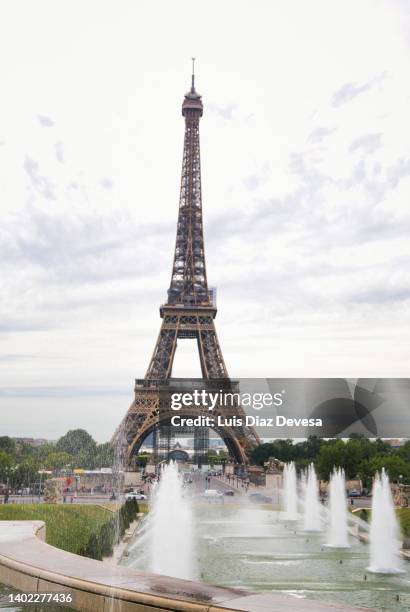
[0,436,16,455]
[94,443,114,468]
[0,450,13,482]
[250,440,297,466]
[374,438,392,455]
[250,437,410,484]
[10,459,39,489]
[56,429,96,456]
[44,452,72,470]
[368,455,410,483]
[297,436,322,461]
[398,441,410,463]
[35,443,58,462]
[275,439,299,462]
[135,454,150,468]
[19,441,37,458]
[207,449,219,465]
[343,439,368,479]
[315,440,346,480]
[250,443,277,466]
[357,459,376,488]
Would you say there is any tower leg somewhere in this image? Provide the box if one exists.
[145,327,177,380]
[198,326,228,378]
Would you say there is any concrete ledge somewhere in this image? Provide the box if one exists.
[0,521,375,612]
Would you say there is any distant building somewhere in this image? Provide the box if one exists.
[385,439,404,449]
[13,437,54,448]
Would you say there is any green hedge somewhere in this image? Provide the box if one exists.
[80,499,140,560]
[0,499,140,561]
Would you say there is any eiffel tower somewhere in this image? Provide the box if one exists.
[118,63,259,465]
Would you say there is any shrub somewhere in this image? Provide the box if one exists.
[84,533,102,560]
[99,521,115,557]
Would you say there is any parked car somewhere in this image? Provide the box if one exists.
[125,491,147,501]
[347,490,361,497]
[224,490,235,496]
[248,493,271,504]
[202,489,224,502]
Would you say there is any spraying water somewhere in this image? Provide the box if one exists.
[281,462,299,520]
[149,461,195,579]
[368,469,402,574]
[299,468,307,513]
[303,463,322,532]
[326,468,350,548]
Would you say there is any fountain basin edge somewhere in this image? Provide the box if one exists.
[0,520,376,612]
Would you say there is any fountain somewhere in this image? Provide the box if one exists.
[368,468,402,574]
[303,463,322,532]
[149,461,195,580]
[124,462,410,611]
[281,462,299,520]
[325,468,350,548]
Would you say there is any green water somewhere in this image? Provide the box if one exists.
[125,503,410,611]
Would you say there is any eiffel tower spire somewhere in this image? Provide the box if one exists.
[167,62,207,306]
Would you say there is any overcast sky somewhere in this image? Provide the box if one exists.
[1,0,410,441]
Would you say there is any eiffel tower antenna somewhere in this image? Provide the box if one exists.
[191,57,195,91]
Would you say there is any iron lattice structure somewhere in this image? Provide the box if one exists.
[117,68,259,464]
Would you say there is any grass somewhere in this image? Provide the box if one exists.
[0,504,112,555]
[354,507,410,538]
[396,508,410,537]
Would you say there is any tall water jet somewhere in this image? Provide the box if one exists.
[303,463,322,532]
[326,468,350,548]
[281,462,298,520]
[299,468,307,513]
[149,461,195,579]
[368,469,402,574]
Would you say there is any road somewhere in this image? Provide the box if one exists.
[346,496,372,509]
[186,471,244,499]
[185,472,373,509]
[1,494,117,505]
[2,482,371,509]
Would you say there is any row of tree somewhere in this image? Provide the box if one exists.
[0,429,114,489]
[251,436,410,486]
[2,429,410,490]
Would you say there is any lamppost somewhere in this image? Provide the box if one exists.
[38,469,43,503]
